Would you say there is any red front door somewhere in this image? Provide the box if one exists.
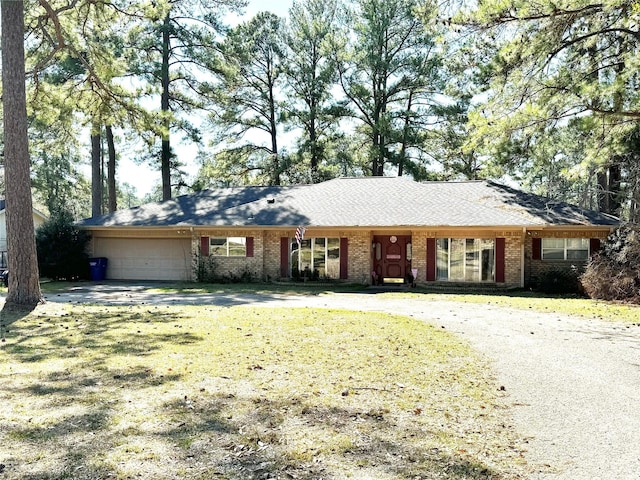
[372,235,411,284]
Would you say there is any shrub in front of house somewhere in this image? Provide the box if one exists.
[194,252,255,283]
[36,210,91,280]
[581,225,640,303]
[536,266,583,295]
[194,252,217,283]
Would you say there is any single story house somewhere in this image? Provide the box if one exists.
[0,199,48,269]
[77,177,618,288]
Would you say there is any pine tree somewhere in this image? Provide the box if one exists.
[1,0,43,307]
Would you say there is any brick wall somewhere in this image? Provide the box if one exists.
[504,236,523,287]
[347,231,373,284]
[189,230,614,288]
[411,235,427,282]
[260,231,525,286]
[524,236,587,288]
[263,231,283,281]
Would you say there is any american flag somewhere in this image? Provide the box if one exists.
[295,226,306,244]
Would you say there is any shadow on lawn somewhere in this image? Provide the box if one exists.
[0,309,197,479]
[0,308,519,480]
[151,394,512,480]
[0,301,37,341]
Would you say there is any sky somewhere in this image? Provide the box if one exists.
[118,0,295,198]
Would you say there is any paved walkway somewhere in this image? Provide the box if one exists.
[21,285,640,478]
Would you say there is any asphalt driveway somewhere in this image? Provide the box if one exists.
[25,285,640,479]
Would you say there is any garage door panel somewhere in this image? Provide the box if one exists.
[93,238,192,281]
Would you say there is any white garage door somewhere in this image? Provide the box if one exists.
[93,237,192,281]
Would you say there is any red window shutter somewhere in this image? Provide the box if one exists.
[496,238,506,283]
[590,238,601,255]
[200,236,209,256]
[340,238,348,280]
[426,238,436,281]
[246,237,254,257]
[280,237,289,278]
[532,237,542,260]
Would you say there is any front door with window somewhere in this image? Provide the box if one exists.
[372,235,411,284]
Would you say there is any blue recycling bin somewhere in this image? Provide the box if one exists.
[89,257,108,281]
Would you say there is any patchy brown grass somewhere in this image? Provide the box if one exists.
[402,292,640,324]
[0,303,526,479]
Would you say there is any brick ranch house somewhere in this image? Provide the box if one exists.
[77,177,618,288]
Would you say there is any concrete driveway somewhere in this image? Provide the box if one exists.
[28,285,640,479]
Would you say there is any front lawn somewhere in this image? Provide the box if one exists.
[0,303,526,479]
[406,291,640,324]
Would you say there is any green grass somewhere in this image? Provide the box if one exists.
[0,303,527,480]
[397,290,640,324]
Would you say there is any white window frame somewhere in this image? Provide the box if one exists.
[209,237,247,257]
[436,238,496,283]
[541,238,589,261]
[290,237,341,279]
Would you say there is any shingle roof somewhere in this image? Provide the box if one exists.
[77,177,619,228]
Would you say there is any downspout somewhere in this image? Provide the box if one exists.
[521,228,526,288]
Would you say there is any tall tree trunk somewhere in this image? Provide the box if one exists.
[599,37,626,216]
[609,161,622,214]
[397,90,414,177]
[91,124,102,217]
[630,177,640,224]
[309,47,319,182]
[597,170,609,213]
[1,0,43,306]
[309,106,318,182]
[268,83,280,185]
[106,125,117,213]
[161,13,172,201]
[371,130,380,176]
[378,104,387,176]
[597,162,622,215]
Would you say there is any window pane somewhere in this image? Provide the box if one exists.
[313,238,326,277]
[481,239,495,281]
[542,238,565,260]
[299,239,312,272]
[291,240,300,274]
[465,238,480,282]
[326,238,340,279]
[450,239,465,281]
[210,238,227,256]
[567,238,589,260]
[567,249,589,260]
[567,238,589,250]
[543,248,565,260]
[436,239,449,280]
[227,237,246,256]
[566,238,589,260]
[543,238,564,248]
